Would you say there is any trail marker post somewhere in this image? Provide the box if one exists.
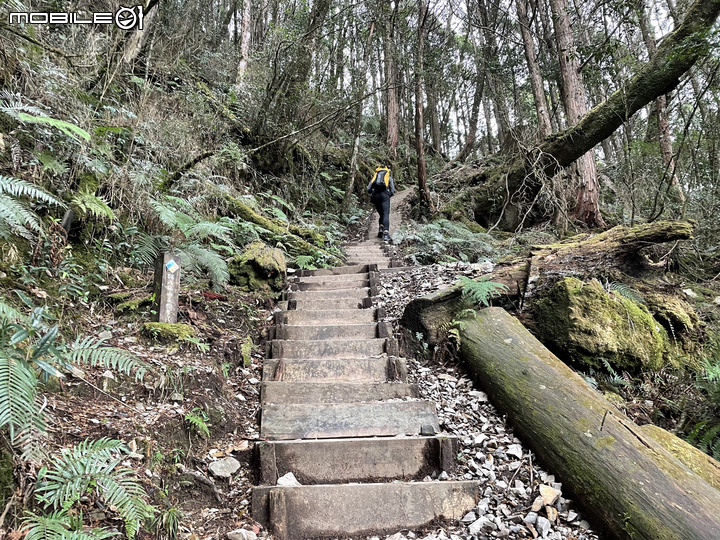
[152,252,181,323]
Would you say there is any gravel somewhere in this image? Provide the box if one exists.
[373,264,601,540]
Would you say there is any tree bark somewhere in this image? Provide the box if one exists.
[384,3,400,159]
[236,0,252,82]
[637,5,685,205]
[549,0,605,228]
[441,0,720,231]
[342,21,375,213]
[516,0,552,138]
[415,0,434,210]
[451,308,720,540]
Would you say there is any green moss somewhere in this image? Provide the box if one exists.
[117,296,152,313]
[108,291,134,302]
[143,322,195,341]
[534,277,669,371]
[594,436,617,451]
[228,240,286,292]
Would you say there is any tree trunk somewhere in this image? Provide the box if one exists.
[384,3,400,159]
[441,0,720,231]
[415,0,433,210]
[637,5,685,205]
[426,81,442,154]
[342,22,375,213]
[453,308,720,540]
[236,0,252,81]
[121,0,159,66]
[549,0,605,228]
[451,63,484,163]
[516,0,552,137]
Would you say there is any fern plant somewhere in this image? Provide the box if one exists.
[150,196,236,286]
[686,421,720,460]
[185,408,210,439]
[23,509,118,540]
[70,190,116,222]
[0,175,66,240]
[457,276,509,307]
[0,292,151,457]
[32,438,155,539]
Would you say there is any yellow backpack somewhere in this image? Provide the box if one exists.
[371,167,390,189]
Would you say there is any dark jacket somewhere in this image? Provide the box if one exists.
[367,169,396,198]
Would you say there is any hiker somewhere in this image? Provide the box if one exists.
[367,165,396,241]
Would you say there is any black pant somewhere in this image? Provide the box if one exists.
[371,192,391,231]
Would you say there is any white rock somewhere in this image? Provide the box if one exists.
[209,456,241,478]
[227,529,257,540]
[524,512,538,524]
[461,511,477,523]
[438,471,449,480]
[683,288,698,298]
[536,516,552,537]
[276,472,301,487]
[506,443,523,458]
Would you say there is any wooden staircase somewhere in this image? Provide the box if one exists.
[252,236,479,538]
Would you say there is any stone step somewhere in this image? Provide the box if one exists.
[270,338,386,359]
[344,249,386,256]
[292,297,371,310]
[260,401,440,439]
[252,481,480,539]
[260,381,418,404]
[276,323,378,341]
[300,264,373,276]
[281,309,378,325]
[295,273,370,283]
[292,279,370,291]
[262,357,407,383]
[256,435,457,484]
[287,288,370,301]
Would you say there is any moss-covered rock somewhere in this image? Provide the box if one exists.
[644,292,699,340]
[117,296,152,313]
[143,322,195,341]
[534,277,669,370]
[228,240,286,292]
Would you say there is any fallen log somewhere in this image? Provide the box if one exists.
[400,220,696,343]
[436,307,720,540]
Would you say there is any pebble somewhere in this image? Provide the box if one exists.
[208,456,240,478]
[276,472,301,487]
[227,529,257,540]
[373,265,599,540]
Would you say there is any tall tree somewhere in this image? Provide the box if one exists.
[416,0,434,209]
[549,0,606,227]
[383,1,400,159]
[516,0,552,137]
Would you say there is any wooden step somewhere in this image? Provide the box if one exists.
[270,338,386,359]
[287,288,370,301]
[252,481,480,539]
[260,401,440,439]
[300,264,373,276]
[262,357,407,383]
[280,309,378,326]
[260,381,418,404]
[275,323,378,341]
[292,279,370,291]
[292,297,370,310]
[257,435,458,484]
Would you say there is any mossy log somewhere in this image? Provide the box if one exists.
[451,307,720,540]
[401,220,696,344]
[440,0,720,230]
[224,195,342,265]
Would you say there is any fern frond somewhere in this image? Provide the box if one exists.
[150,199,196,235]
[186,221,233,245]
[0,176,64,207]
[607,281,645,304]
[70,191,115,221]
[16,112,91,143]
[66,338,149,381]
[295,255,317,270]
[0,355,40,442]
[133,233,166,266]
[457,276,509,307]
[180,243,229,286]
[0,91,48,118]
[35,438,154,539]
[0,297,24,322]
[0,193,41,238]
